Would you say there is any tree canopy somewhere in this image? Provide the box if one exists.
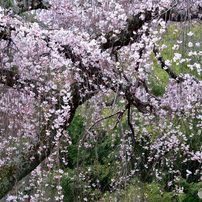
[0,0,202,201]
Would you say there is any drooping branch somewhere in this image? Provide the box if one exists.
[62,44,153,113]
[2,3,200,197]
[153,45,200,84]
[0,5,179,197]
[101,5,202,50]
[0,60,102,198]
[0,120,57,199]
[0,44,110,198]
[0,79,97,199]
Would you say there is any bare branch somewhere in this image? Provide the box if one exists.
[87,110,126,134]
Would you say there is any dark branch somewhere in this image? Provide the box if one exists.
[101,6,202,50]
[15,0,51,14]
[127,103,136,153]
[153,45,185,82]
[0,80,97,199]
[153,45,200,85]
[3,3,200,197]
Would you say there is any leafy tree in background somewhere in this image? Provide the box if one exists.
[0,0,202,201]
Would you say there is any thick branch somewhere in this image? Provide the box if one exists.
[15,0,50,14]
[62,45,152,113]
[0,69,39,94]
[0,123,57,199]
[0,80,95,199]
[2,4,197,197]
[101,10,152,50]
[101,6,202,50]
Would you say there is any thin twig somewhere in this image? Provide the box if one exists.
[79,109,126,147]
[127,103,136,153]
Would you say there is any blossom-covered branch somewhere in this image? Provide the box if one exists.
[0,0,202,199]
[0,38,154,198]
[14,0,50,14]
[101,5,202,50]
[153,45,185,82]
[0,80,97,199]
